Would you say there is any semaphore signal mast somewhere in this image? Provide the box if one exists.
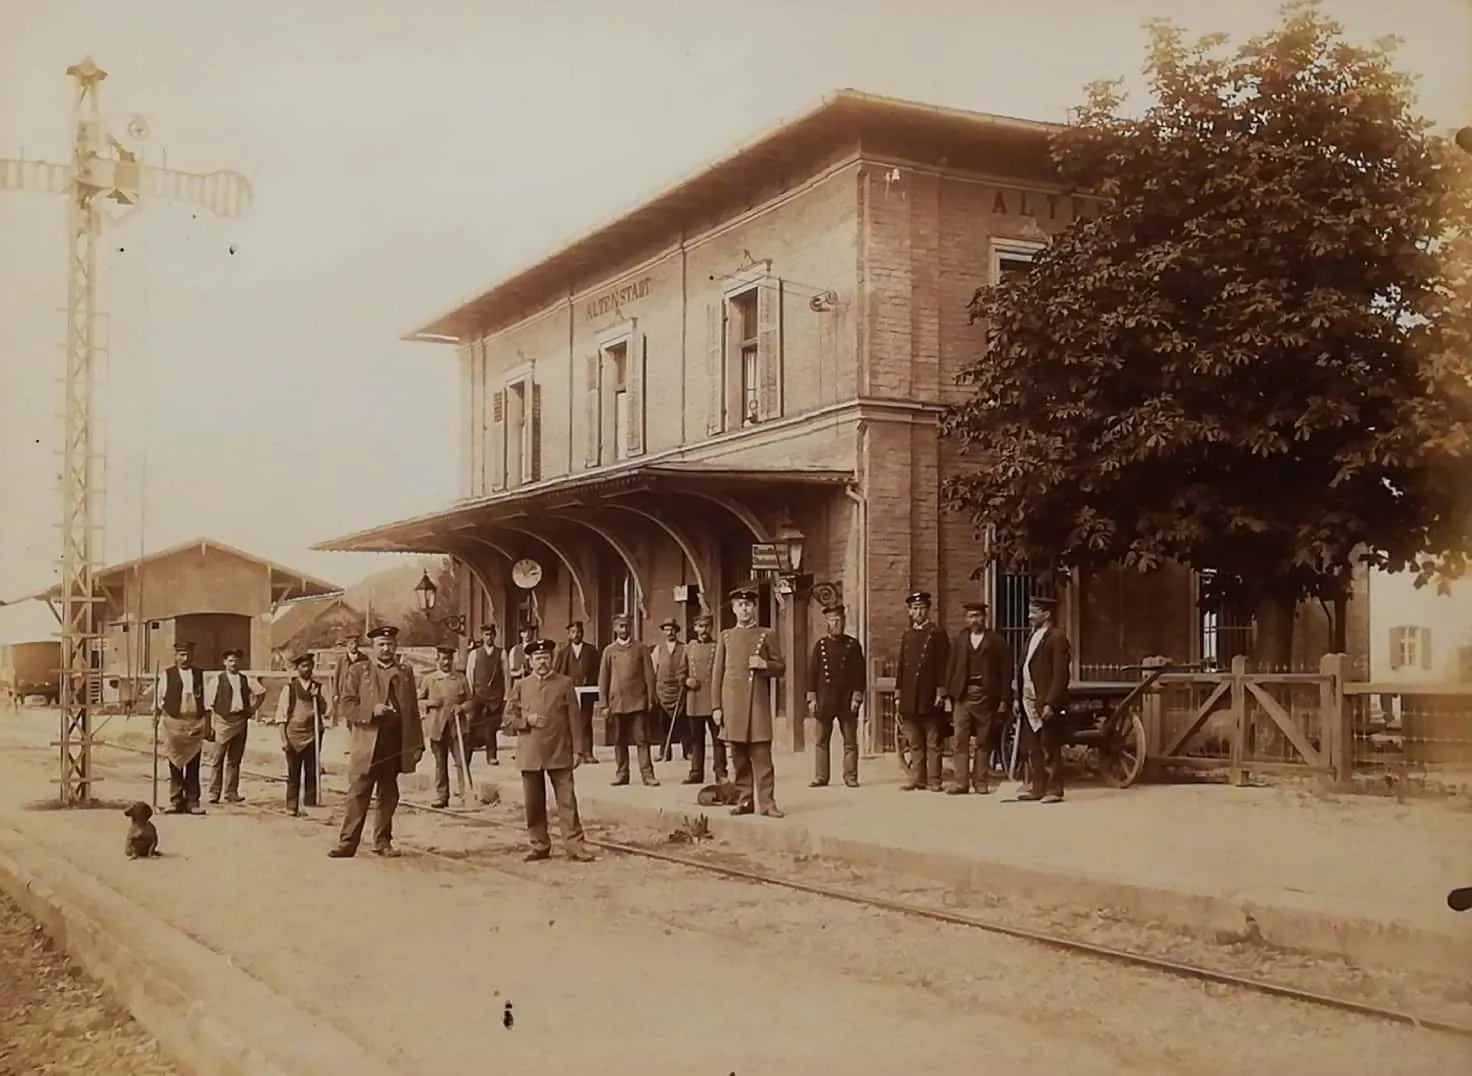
[0,58,253,805]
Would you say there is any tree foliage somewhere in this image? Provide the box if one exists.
[941,0,1472,646]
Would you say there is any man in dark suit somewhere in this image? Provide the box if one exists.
[806,603,866,788]
[466,624,507,766]
[1017,595,1072,803]
[553,620,602,765]
[896,591,950,792]
[942,601,1011,795]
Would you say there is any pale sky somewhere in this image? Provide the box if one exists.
[0,0,1465,636]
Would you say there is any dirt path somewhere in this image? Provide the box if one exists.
[0,890,179,1076]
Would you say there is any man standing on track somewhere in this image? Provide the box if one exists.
[465,624,507,767]
[553,620,601,765]
[1017,595,1071,804]
[207,648,254,805]
[712,584,786,817]
[682,613,725,785]
[806,602,866,789]
[598,613,659,787]
[896,591,949,793]
[329,625,424,858]
[503,639,595,863]
[154,640,211,815]
[942,601,1011,795]
[419,644,473,808]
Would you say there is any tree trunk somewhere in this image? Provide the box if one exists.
[1251,594,1296,670]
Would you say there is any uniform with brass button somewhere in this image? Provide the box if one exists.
[806,603,866,788]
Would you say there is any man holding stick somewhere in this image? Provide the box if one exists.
[712,584,786,818]
[419,644,474,808]
[272,652,327,815]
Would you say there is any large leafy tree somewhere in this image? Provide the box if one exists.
[941,0,1472,663]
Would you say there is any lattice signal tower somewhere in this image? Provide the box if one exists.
[0,59,253,804]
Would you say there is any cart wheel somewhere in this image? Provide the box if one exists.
[1100,710,1148,788]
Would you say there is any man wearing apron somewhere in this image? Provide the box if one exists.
[153,640,212,815]
[207,647,254,805]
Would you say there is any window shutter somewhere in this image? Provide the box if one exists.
[470,342,487,496]
[1388,626,1404,670]
[706,304,724,435]
[757,279,783,421]
[626,324,646,457]
[583,353,600,468]
[457,344,474,499]
[489,389,507,491]
[1419,626,1432,670]
[529,382,542,482]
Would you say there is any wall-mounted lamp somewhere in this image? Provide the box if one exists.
[773,516,812,596]
[413,569,466,634]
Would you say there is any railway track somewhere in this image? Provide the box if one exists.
[92,737,1472,1040]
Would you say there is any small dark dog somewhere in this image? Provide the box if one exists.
[696,781,743,808]
[123,801,160,859]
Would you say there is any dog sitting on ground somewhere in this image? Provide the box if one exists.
[123,801,160,859]
[695,781,744,808]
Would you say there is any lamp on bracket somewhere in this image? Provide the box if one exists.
[413,569,466,635]
[772,515,812,597]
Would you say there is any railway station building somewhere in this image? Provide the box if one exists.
[316,90,1365,745]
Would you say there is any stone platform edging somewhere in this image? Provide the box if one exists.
[481,774,1471,979]
[0,822,405,1076]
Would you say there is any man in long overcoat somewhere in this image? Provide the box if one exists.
[682,613,725,785]
[552,620,601,765]
[503,639,595,862]
[329,625,424,858]
[896,590,950,792]
[207,647,255,805]
[598,614,659,787]
[1017,595,1072,803]
[653,617,689,763]
[806,603,866,789]
[419,644,473,808]
[942,601,1012,795]
[712,584,786,817]
[153,640,212,815]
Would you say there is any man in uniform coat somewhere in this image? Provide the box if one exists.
[598,614,659,787]
[465,624,507,766]
[806,603,866,788]
[896,590,950,792]
[653,617,689,764]
[712,584,786,817]
[207,647,255,805]
[942,601,1012,795]
[332,633,369,728]
[503,639,595,862]
[153,640,212,815]
[419,644,473,808]
[329,624,424,858]
[682,613,725,785]
[553,620,602,765]
[1017,595,1072,803]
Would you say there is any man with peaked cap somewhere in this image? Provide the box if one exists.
[942,600,1012,795]
[597,613,659,786]
[682,613,726,784]
[1017,594,1072,803]
[896,590,950,792]
[712,584,786,817]
[332,633,369,728]
[465,623,508,766]
[553,620,601,764]
[507,622,539,684]
[271,652,328,815]
[653,617,689,764]
[153,640,212,815]
[419,644,473,808]
[329,625,424,857]
[207,647,255,805]
[504,639,595,862]
[806,603,866,788]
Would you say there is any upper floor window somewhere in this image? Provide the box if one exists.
[992,239,1046,286]
[707,278,784,436]
[490,367,541,491]
[584,323,646,469]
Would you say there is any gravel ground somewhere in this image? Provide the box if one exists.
[0,891,179,1076]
